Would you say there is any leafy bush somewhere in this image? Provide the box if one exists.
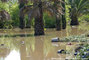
[44,13,56,28]
[0,1,9,11]
[0,1,20,27]
[9,2,20,27]
[79,14,89,22]
[3,20,13,29]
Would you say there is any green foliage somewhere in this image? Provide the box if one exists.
[3,20,13,29]
[0,20,13,29]
[68,0,89,17]
[0,1,20,27]
[9,2,20,26]
[44,13,56,28]
[65,5,71,22]
[24,15,28,26]
[61,34,88,42]
[0,1,9,11]
[0,0,89,28]
[79,14,89,22]
[75,44,89,59]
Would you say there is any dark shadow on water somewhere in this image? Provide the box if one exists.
[0,34,34,37]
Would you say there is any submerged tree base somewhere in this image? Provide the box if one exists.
[70,19,79,26]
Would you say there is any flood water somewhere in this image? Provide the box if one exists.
[0,23,89,60]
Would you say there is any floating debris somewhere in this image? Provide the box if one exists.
[74,52,78,56]
[75,46,83,52]
[51,37,60,42]
[0,44,4,46]
[21,41,25,44]
[67,42,72,45]
[57,50,62,53]
[86,34,89,37]
[57,49,66,54]
[57,50,64,53]
[82,55,86,58]
[87,49,89,51]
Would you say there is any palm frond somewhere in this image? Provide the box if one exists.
[19,5,39,21]
[68,0,89,17]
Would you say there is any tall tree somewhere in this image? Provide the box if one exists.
[68,0,89,25]
[52,0,63,31]
[34,0,44,35]
[1,0,8,2]
[19,0,62,35]
[19,0,28,29]
[62,0,66,29]
[55,0,62,31]
[19,0,45,35]
[56,15,62,31]
[18,0,28,8]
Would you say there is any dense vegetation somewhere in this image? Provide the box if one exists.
[0,0,89,35]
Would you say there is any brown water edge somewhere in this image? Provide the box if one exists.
[0,23,89,60]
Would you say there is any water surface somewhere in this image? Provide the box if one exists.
[0,23,89,60]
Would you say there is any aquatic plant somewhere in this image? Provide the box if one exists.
[74,44,89,59]
[60,34,89,42]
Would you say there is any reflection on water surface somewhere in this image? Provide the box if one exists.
[0,23,89,60]
[5,50,20,60]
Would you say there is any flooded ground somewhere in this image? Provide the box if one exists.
[0,23,89,60]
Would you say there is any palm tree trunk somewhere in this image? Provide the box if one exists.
[26,15,31,28]
[19,14,25,29]
[56,16,62,31]
[19,0,28,29]
[0,10,10,28]
[54,1,62,31]
[26,22,31,28]
[62,0,66,29]
[1,0,8,2]
[34,1,44,36]
[70,15,79,25]
[19,0,28,8]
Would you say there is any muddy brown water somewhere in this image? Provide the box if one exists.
[0,23,89,60]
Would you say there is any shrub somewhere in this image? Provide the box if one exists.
[44,13,56,28]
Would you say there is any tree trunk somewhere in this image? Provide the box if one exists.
[26,15,31,28]
[34,1,44,36]
[62,0,66,29]
[26,22,31,28]
[19,14,25,29]
[62,15,66,29]
[0,10,10,28]
[1,0,8,2]
[19,0,28,8]
[56,15,62,31]
[70,15,79,25]
[19,0,28,29]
